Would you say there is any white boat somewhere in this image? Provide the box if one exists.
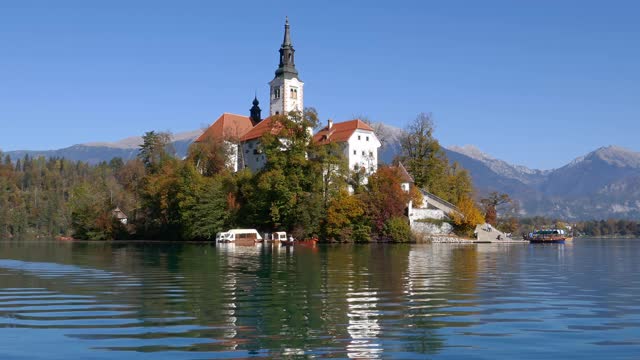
[265,231,288,243]
[216,229,263,243]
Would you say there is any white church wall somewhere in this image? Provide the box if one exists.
[346,129,381,174]
[241,140,266,172]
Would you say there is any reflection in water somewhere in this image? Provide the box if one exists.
[346,289,382,358]
[0,240,638,359]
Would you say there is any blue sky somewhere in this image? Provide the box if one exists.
[0,0,638,169]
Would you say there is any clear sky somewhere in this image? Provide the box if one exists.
[0,0,638,169]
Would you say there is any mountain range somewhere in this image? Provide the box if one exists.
[5,125,640,220]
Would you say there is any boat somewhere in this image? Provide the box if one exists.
[270,232,294,246]
[280,234,295,246]
[216,229,263,243]
[264,231,288,244]
[524,229,570,244]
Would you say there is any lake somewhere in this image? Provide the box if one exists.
[0,239,638,359]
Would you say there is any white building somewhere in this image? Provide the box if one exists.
[196,18,383,177]
[313,119,382,175]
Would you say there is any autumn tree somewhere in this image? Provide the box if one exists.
[399,113,474,205]
[400,113,449,194]
[187,136,232,176]
[325,190,369,242]
[240,108,326,238]
[450,196,485,237]
[362,166,411,236]
[480,192,511,226]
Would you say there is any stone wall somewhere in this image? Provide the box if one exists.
[410,208,447,222]
[410,208,453,236]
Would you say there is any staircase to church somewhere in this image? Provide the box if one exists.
[420,189,461,216]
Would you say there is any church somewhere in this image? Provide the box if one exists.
[196,18,381,175]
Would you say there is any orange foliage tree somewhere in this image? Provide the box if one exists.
[362,166,411,235]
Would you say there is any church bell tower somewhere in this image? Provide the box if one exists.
[269,17,304,117]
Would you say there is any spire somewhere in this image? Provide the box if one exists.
[275,17,298,79]
[250,95,262,124]
[282,16,291,46]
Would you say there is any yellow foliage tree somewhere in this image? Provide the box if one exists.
[326,191,368,242]
[410,186,424,208]
[450,196,485,237]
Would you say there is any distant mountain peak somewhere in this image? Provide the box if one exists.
[448,145,494,162]
[83,130,203,150]
[567,145,640,169]
[447,144,546,183]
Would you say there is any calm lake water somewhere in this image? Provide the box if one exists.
[0,239,638,359]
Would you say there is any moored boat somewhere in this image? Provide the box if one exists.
[265,231,288,244]
[525,229,570,244]
[216,229,263,243]
[280,235,295,246]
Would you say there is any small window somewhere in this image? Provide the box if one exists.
[358,135,361,140]
[362,151,365,156]
[353,150,356,155]
[366,136,369,141]
[369,151,373,157]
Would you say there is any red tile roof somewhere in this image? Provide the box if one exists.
[312,119,374,145]
[195,113,254,143]
[240,116,282,142]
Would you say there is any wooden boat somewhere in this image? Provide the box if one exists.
[525,229,570,244]
[216,229,263,243]
[265,231,288,244]
[280,234,296,246]
[529,237,566,244]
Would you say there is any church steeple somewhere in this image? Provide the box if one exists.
[269,17,303,117]
[275,17,298,79]
[250,95,261,124]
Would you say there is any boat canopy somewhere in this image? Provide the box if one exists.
[534,229,566,235]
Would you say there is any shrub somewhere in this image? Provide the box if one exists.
[383,216,412,242]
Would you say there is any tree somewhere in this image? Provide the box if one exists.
[187,137,233,176]
[399,113,455,201]
[480,192,511,226]
[450,196,485,237]
[177,166,232,240]
[242,108,326,238]
[138,131,174,173]
[137,158,182,238]
[383,216,413,242]
[70,182,114,240]
[325,191,368,242]
[362,166,411,236]
[447,162,473,204]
